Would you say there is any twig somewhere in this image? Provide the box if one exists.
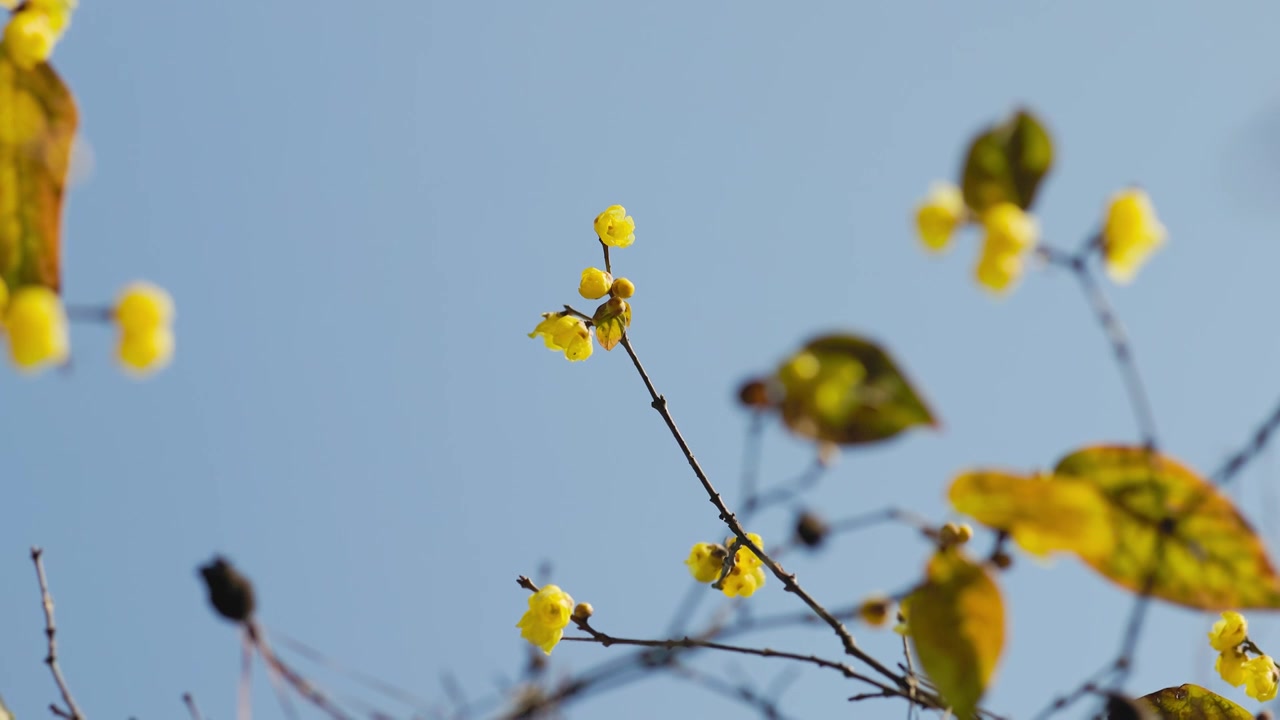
[667,662,797,720]
[248,623,357,720]
[1211,393,1280,486]
[615,334,916,695]
[182,693,204,720]
[30,548,85,720]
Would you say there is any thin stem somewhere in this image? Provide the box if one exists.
[182,693,204,720]
[247,623,357,720]
[600,240,612,275]
[63,305,113,324]
[616,334,913,693]
[1211,394,1280,486]
[31,548,85,720]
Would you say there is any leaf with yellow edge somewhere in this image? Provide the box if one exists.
[773,333,937,446]
[1135,684,1252,720]
[907,549,1003,720]
[949,469,1114,559]
[1055,445,1280,610]
[0,47,77,292]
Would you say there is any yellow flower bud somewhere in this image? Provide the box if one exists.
[610,277,635,299]
[5,286,69,372]
[939,522,973,547]
[115,282,175,334]
[3,11,57,69]
[974,248,1024,294]
[1101,188,1166,284]
[914,182,965,252]
[593,205,635,248]
[578,268,613,300]
[117,327,175,376]
[572,602,594,622]
[685,542,726,584]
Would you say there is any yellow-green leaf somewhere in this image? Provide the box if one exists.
[0,51,76,292]
[774,334,936,446]
[949,469,1114,559]
[960,109,1053,214]
[591,297,630,351]
[1055,445,1280,610]
[907,549,1003,719]
[1136,684,1252,719]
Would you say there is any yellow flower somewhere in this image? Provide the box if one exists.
[115,282,175,334]
[721,564,766,598]
[685,542,725,583]
[1209,611,1248,652]
[939,523,973,547]
[981,202,1039,255]
[516,584,574,655]
[1245,655,1279,702]
[593,205,635,248]
[1217,648,1249,687]
[2,1,74,69]
[914,182,965,252]
[858,597,891,627]
[892,598,910,636]
[5,285,68,372]
[974,248,1024,294]
[1102,188,1166,284]
[118,327,174,376]
[610,277,635,299]
[528,313,593,361]
[726,533,765,570]
[578,268,613,300]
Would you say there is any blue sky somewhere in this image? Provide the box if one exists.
[4,2,1280,718]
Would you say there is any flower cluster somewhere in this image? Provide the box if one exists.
[528,205,638,361]
[517,584,575,655]
[1209,611,1278,702]
[2,0,75,69]
[913,183,1166,293]
[0,277,175,376]
[684,533,767,598]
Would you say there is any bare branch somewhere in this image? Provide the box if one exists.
[30,548,85,720]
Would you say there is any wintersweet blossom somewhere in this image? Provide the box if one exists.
[720,533,767,598]
[516,585,574,655]
[1245,655,1279,702]
[114,282,176,375]
[593,205,635,248]
[2,0,75,69]
[610,277,635,299]
[685,542,725,583]
[973,203,1038,294]
[528,313,593,361]
[1101,188,1166,284]
[1209,611,1248,652]
[578,268,613,300]
[914,182,965,252]
[5,285,68,372]
[1217,648,1248,687]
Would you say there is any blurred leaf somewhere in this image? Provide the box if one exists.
[908,549,1003,720]
[775,333,936,446]
[1055,445,1280,610]
[0,53,76,292]
[0,694,11,720]
[949,469,1114,559]
[960,109,1053,214]
[1104,692,1158,720]
[1137,684,1252,719]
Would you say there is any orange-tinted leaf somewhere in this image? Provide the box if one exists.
[1055,445,1280,609]
[907,549,1003,719]
[949,470,1114,559]
[774,334,936,446]
[0,52,76,292]
[960,109,1053,214]
[1136,684,1251,719]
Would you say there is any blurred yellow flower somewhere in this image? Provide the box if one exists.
[914,182,965,252]
[973,248,1023,294]
[721,564,766,598]
[685,542,725,584]
[1101,188,1166,284]
[858,597,891,627]
[529,313,593,362]
[1245,655,1279,702]
[1209,611,1248,652]
[594,205,635,248]
[516,584,574,655]
[2,0,74,69]
[115,282,175,334]
[1217,648,1248,687]
[981,202,1039,255]
[5,285,68,372]
[118,327,174,376]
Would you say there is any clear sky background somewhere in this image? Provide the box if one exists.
[4,2,1280,719]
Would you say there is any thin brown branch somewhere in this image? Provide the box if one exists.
[182,693,204,720]
[599,239,611,275]
[31,548,85,720]
[1212,393,1280,486]
[615,334,915,694]
[247,623,357,720]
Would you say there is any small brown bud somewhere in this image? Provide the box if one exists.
[794,511,829,548]
[737,379,772,409]
[991,551,1013,570]
[857,597,891,627]
[199,556,256,623]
